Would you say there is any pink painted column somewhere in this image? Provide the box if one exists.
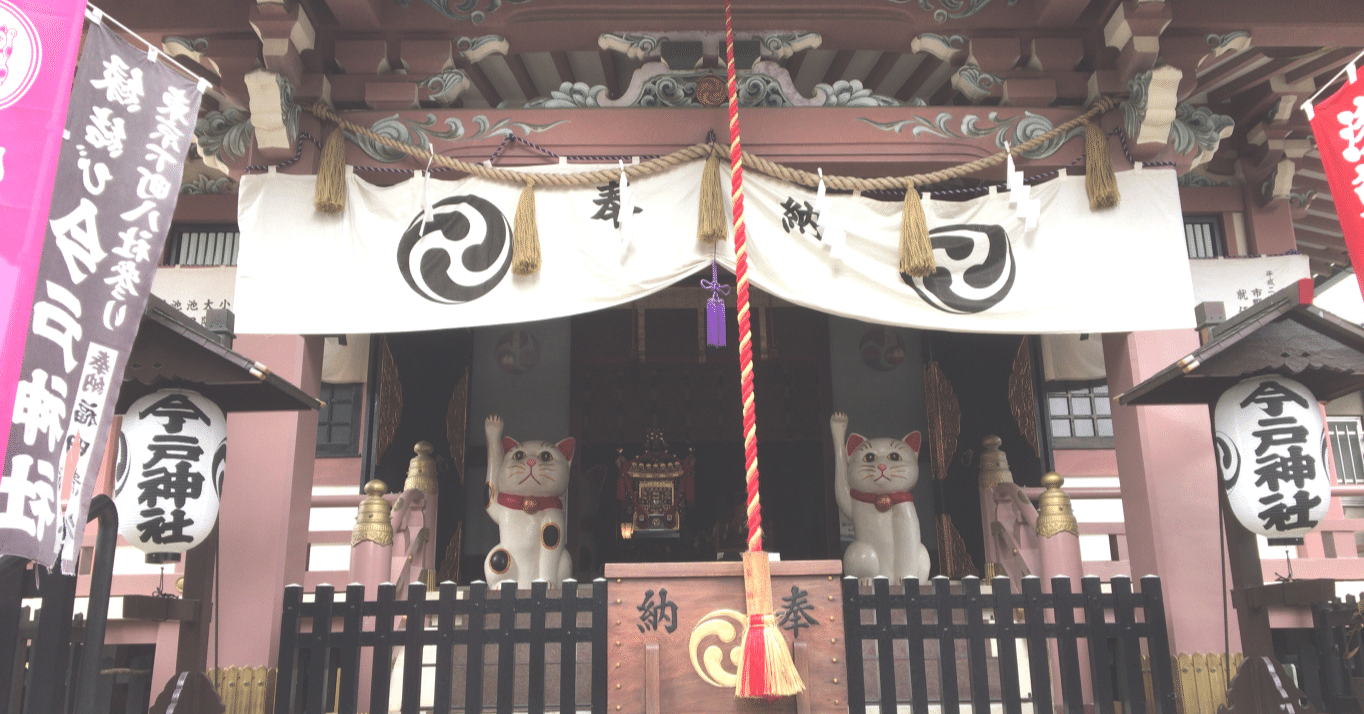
[1103,331,1239,656]
[147,620,183,703]
[350,479,396,709]
[1036,474,1093,712]
[216,335,323,670]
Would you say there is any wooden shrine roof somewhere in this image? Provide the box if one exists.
[1118,279,1364,406]
[116,295,322,413]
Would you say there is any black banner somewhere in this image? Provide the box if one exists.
[0,22,202,572]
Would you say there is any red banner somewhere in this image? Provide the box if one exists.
[0,0,88,476]
[1308,72,1364,298]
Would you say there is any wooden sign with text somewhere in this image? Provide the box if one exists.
[604,560,846,714]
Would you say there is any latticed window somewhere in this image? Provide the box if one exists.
[317,382,363,457]
[1183,215,1226,259]
[1045,379,1113,449]
[1330,416,1364,485]
[162,224,240,266]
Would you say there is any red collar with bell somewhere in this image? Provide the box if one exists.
[849,489,914,513]
[496,492,564,514]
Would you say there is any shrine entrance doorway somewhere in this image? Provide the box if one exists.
[567,283,838,576]
[922,331,1051,578]
[365,328,473,583]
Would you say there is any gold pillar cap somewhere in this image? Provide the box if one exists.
[352,479,394,546]
[1036,472,1079,538]
[404,441,439,497]
[978,435,1014,490]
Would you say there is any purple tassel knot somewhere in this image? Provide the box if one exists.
[701,260,730,348]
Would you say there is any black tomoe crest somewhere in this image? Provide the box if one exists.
[397,194,512,304]
[113,431,129,496]
[903,223,1016,314]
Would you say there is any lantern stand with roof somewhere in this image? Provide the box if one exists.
[1119,279,1364,714]
[105,297,322,713]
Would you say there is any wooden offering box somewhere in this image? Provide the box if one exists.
[604,560,847,714]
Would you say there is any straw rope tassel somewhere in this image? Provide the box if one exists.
[723,0,803,700]
[512,180,541,275]
[899,185,935,277]
[1085,118,1120,210]
[314,125,348,213]
[698,146,728,244]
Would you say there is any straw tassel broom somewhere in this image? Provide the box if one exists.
[1084,118,1119,210]
[899,184,935,277]
[698,144,728,244]
[512,180,542,275]
[315,124,349,214]
[722,0,804,699]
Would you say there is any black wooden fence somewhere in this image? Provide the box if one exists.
[841,574,1178,714]
[1309,595,1364,713]
[0,495,119,714]
[274,579,608,714]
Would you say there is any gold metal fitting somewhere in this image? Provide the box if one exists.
[404,441,439,497]
[352,479,394,546]
[1036,472,1079,538]
[978,435,1014,490]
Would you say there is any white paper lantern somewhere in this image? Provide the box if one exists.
[1213,376,1329,544]
[114,389,225,563]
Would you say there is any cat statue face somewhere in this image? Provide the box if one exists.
[845,432,922,494]
[500,436,575,497]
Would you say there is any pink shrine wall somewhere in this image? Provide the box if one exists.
[1103,330,1240,656]
[151,333,325,697]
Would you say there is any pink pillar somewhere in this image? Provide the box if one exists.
[349,477,397,709]
[216,335,322,669]
[1037,474,1093,712]
[1103,331,1239,656]
[352,540,393,708]
[147,619,182,701]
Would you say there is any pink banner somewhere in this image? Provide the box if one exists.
[0,0,88,474]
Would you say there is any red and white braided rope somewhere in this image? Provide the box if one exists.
[723,0,763,554]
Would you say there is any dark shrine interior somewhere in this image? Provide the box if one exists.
[367,278,1051,585]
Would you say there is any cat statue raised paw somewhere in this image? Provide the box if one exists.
[483,415,575,588]
[831,412,932,582]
